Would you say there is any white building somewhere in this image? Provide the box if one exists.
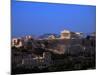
[11,38,23,48]
[60,29,83,39]
[75,32,83,39]
[48,35,56,40]
[60,30,71,39]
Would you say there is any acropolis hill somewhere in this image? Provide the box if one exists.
[11,29,96,74]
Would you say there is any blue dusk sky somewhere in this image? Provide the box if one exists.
[11,0,96,37]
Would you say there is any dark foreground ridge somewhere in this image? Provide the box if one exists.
[11,36,96,75]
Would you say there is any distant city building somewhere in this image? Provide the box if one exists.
[60,30,71,39]
[90,32,96,37]
[25,35,33,40]
[90,32,96,40]
[60,29,83,39]
[48,35,56,40]
[75,32,83,39]
[11,37,23,48]
[12,38,17,47]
